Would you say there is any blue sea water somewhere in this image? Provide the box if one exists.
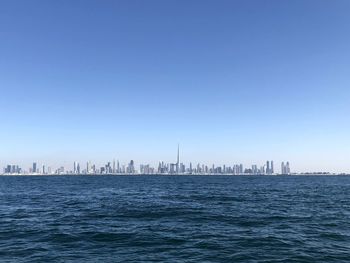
[0,175,350,262]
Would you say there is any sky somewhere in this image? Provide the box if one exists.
[0,0,350,173]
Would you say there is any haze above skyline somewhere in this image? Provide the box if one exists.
[1,0,350,173]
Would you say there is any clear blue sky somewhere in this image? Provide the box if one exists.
[1,0,350,172]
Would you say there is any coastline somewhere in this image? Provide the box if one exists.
[0,173,349,176]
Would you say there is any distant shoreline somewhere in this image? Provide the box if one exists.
[0,173,349,176]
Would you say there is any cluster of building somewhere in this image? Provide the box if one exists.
[2,146,293,175]
[281,162,291,175]
[2,161,292,176]
[3,165,22,174]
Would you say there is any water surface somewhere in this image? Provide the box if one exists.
[1,175,350,262]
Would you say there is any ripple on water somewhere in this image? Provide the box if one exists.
[0,175,350,262]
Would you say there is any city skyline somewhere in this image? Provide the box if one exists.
[0,147,346,174]
[3,158,294,175]
[0,156,341,175]
[1,162,283,175]
[0,145,338,175]
[2,146,291,175]
[1,1,350,173]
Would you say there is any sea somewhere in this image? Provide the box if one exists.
[0,175,350,262]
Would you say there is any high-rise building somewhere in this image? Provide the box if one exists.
[170,163,176,174]
[180,163,185,173]
[106,162,111,173]
[252,165,258,174]
[271,161,274,174]
[128,160,135,174]
[176,144,180,174]
[266,161,270,174]
[286,162,290,174]
[281,161,291,175]
[33,162,37,174]
[260,165,265,174]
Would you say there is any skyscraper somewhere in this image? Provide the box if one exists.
[266,161,270,175]
[176,144,180,174]
[286,162,290,174]
[271,161,274,174]
[128,160,135,174]
[239,164,243,174]
[33,162,37,174]
[281,161,291,175]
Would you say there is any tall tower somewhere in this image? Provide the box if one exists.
[266,161,270,175]
[33,162,37,174]
[128,160,134,174]
[87,161,90,174]
[271,161,274,174]
[176,144,180,174]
